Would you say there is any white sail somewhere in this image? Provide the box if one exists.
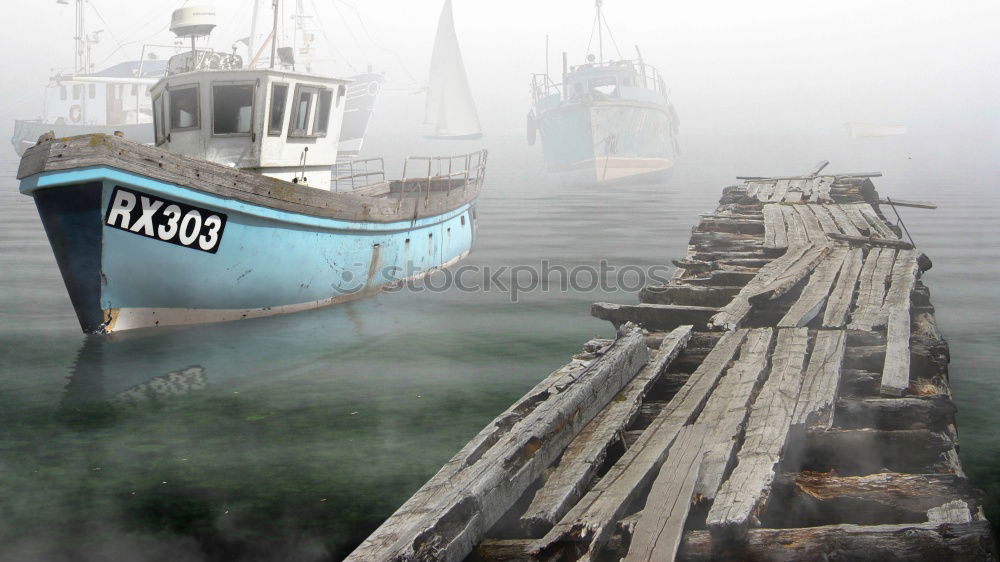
[425,0,482,138]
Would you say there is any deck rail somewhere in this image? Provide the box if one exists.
[331,157,386,192]
[398,149,488,199]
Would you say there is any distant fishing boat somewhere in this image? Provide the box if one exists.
[9,0,165,155]
[17,3,486,334]
[845,122,908,137]
[527,1,679,183]
[424,0,482,140]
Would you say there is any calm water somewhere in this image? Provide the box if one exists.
[1,132,997,560]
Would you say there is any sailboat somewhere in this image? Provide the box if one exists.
[424,0,482,140]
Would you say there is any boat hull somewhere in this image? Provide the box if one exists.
[21,166,476,333]
[534,99,677,184]
[12,119,153,156]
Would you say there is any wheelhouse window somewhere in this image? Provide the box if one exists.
[313,89,333,136]
[169,85,200,130]
[212,83,254,135]
[268,83,288,136]
[60,86,67,101]
[153,94,165,145]
[289,85,315,137]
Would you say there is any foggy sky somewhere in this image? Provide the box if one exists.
[1,0,997,139]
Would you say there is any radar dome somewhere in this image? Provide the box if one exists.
[170,5,217,38]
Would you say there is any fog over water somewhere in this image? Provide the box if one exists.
[0,1,998,560]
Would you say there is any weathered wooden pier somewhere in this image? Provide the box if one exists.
[347,165,997,561]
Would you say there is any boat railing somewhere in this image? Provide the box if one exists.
[166,49,244,76]
[399,150,488,198]
[530,73,562,104]
[331,157,386,192]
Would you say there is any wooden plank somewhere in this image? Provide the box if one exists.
[849,248,896,330]
[881,308,911,396]
[778,248,849,327]
[856,203,898,239]
[822,247,864,328]
[834,396,956,430]
[809,204,840,235]
[794,204,828,245]
[762,204,788,249]
[706,328,810,540]
[638,285,742,307]
[878,249,919,326]
[879,197,938,209]
[623,424,707,562]
[770,179,791,202]
[783,190,803,203]
[746,181,764,198]
[827,203,862,236]
[756,181,776,202]
[791,330,847,429]
[591,303,718,331]
[520,326,693,535]
[815,176,835,202]
[532,330,750,560]
[827,232,915,250]
[927,500,974,524]
[345,325,650,562]
[780,204,810,247]
[679,522,996,560]
[694,328,774,500]
[841,203,873,235]
[709,244,813,330]
[804,429,953,474]
[748,245,832,305]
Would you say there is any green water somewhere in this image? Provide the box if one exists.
[1,133,997,560]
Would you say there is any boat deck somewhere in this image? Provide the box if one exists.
[346,164,997,561]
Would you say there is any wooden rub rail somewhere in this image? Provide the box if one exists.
[349,167,996,561]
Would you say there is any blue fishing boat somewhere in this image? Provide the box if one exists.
[16,4,486,334]
[527,1,680,184]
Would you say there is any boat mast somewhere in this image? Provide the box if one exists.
[249,0,260,61]
[270,0,279,69]
[71,0,86,73]
[596,0,603,64]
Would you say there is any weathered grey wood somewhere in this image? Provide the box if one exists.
[532,330,749,561]
[780,204,810,247]
[783,190,803,203]
[804,429,954,474]
[878,250,919,326]
[762,204,788,249]
[345,325,649,562]
[848,247,896,330]
[639,285,742,307]
[809,204,840,235]
[879,197,938,210]
[520,326,693,535]
[841,203,874,235]
[855,203,898,239]
[827,232,915,250]
[810,160,830,176]
[822,247,865,328]
[623,424,707,562]
[591,302,718,331]
[770,179,791,202]
[778,247,848,327]
[756,181,776,201]
[747,244,832,305]
[881,307,912,396]
[697,217,764,235]
[827,203,863,236]
[709,244,815,330]
[834,396,956,430]
[794,203,827,244]
[814,176,835,203]
[707,328,810,540]
[791,329,847,430]
[746,181,765,198]
[679,522,996,561]
[694,328,774,500]
[18,134,481,223]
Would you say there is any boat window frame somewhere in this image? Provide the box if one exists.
[152,92,166,145]
[268,82,289,137]
[210,80,257,137]
[288,84,318,138]
[168,84,201,132]
[312,88,334,137]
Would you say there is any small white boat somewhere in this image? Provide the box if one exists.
[424,0,482,140]
[844,122,908,137]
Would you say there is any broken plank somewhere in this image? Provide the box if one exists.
[878,249,919,326]
[791,330,847,430]
[857,203,898,239]
[623,424,707,562]
[827,203,863,237]
[879,197,938,209]
[748,245,832,305]
[841,203,873,235]
[762,204,788,249]
[778,247,848,327]
[810,204,840,235]
[849,247,896,330]
[780,204,810,247]
[783,190,803,203]
[881,308,911,396]
[770,179,790,202]
[532,330,750,561]
[709,244,813,330]
[794,203,827,245]
[694,328,774,500]
[821,247,864,328]
[591,302,718,331]
[756,181,776,201]
[827,232,915,250]
[679,521,996,561]
[345,325,650,562]
[706,327,810,540]
[520,326,693,535]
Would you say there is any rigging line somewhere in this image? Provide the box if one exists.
[308,0,359,73]
[584,11,600,58]
[95,0,177,67]
[328,1,368,61]
[87,2,133,62]
[333,0,418,82]
[600,10,623,59]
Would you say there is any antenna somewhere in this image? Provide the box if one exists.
[270,0,279,69]
[170,5,217,56]
[596,0,603,63]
